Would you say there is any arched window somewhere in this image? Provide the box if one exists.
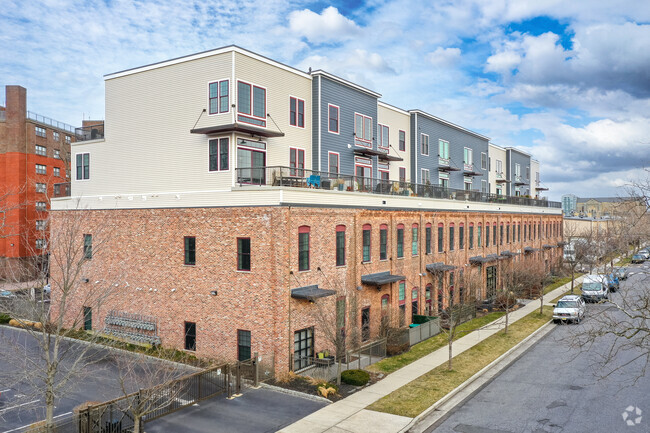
[380,224,388,260]
[397,223,405,258]
[469,222,474,249]
[298,226,310,271]
[425,284,432,315]
[412,223,419,256]
[438,222,444,253]
[449,223,455,251]
[425,223,432,254]
[362,224,371,262]
[412,287,419,317]
[336,225,346,266]
[477,222,482,248]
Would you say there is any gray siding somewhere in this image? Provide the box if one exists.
[410,113,489,190]
[313,76,379,177]
[506,149,531,196]
[312,76,320,171]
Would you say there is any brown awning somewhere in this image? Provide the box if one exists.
[190,123,285,138]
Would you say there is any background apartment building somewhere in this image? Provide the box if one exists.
[51,46,563,374]
[0,85,74,280]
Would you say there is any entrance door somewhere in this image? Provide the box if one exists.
[361,307,370,341]
[83,307,92,331]
[486,265,497,299]
[293,327,313,370]
[237,146,266,184]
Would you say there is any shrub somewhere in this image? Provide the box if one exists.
[341,369,370,386]
[0,313,11,324]
[386,343,409,356]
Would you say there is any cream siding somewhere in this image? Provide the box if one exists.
[377,102,411,182]
[488,143,506,195]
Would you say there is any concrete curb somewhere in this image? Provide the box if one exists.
[400,319,554,433]
[260,382,333,404]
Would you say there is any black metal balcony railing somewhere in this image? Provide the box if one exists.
[235,166,562,209]
[53,182,71,198]
[26,111,76,133]
[75,123,104,141]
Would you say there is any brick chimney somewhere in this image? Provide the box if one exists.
[3,86,27,153]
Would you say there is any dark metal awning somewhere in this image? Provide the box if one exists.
[438,165,461,172]
[469,254,501,264]
[354,148,385,157]
[291,285,337,301]
[514,181,528,186]
[361,271,405,286]
[495,178,510,183]
[500,250,519,257]
[463,170,483,176]
[426,262,456,272]
[542,244,555,249]
[557,241,568,247]
[535,187,549,191]
[190,123,285,138]
[378,153,404,162]
[524,247,541,253]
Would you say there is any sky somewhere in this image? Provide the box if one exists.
[1,0,649,200]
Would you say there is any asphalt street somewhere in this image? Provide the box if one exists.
[429,262,650,433]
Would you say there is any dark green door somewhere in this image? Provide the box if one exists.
[83,307,92,330]
[486,266,497,299]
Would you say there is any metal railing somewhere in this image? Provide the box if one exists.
[235,166,561,208]
[76,123,104,141]
[27,110,76,133]
[53,182,71,198]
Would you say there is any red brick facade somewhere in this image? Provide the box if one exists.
[50,205,562,375]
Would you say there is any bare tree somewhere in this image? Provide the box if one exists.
[497,257,535,334]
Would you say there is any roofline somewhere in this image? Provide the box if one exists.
[489,142,505,151]
[104,45,313,81]
[505,146,532,157]
[311,70,382,98]
[409,110,490,141]
[378,100,409,116]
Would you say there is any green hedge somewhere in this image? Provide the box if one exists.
[341,369,370,386]
[0,314,11,324]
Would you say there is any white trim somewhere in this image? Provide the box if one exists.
[420,133,429,156]
[74,152,91,182]
[289,146,306,176]
[105,45,312,80]
[409,109,490,141]
[378,123,389,150]
[318,77,321,171]
[378,100,409,116]
[311,70,381,98]
[207,78,230,116]
[236,79,267,127]
[505,146,532,157]
[327,103,340,135]
[207,136,231,173]
[354,112,373,147]
[481,152,487,170]
[414,113,418,181]
[328,151,340,174]
[421,168,430,184]
[288,95,306,129]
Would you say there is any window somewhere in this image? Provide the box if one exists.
[378,124,389,149]
[290,148,305,177]
[209,80,229,114]
[36,220,46,230]
[500,223,504,246]
[36,164,46,175]
[449,224,455,251]
[84,307,92,331]
[486,222,490,246]
[54,149,60,159]
[65,135,71,144]
[36,201,47,211]
[481,152,487,170]
[439,140,449,161]
[328,104,339,133]
[380,224,388,260]
[294,327,313,370]
[35,126,46,137]
[439,173,449,188]
[184,322,196,351]
[329,152,339,174]
[354,113,372,145]
[184,236,196,265]
[52,167,60,177]
[35,183,46,193]
[289,97,305,127]
[399,167,406,183]
[237,81,266,127]
[412,288,419,317]
[53,131,60,141]
[459,223,465,250]
[477,223,482,247]
[515,163,521,178]
[398,130,406,151]
[76,153,89,180]
[481,180,487,193]
[421,168,430,185]
[464,148,473,166]
[421,133,429,156]
[83,234,92,260]
[237,238,251,271]
[35,145,46,156]
[396,224,404,258]
[526,166,530,180]
[336,225,346,266]
[412,224,419,256]
[399,281,406,326]
[36,239,46,249]
[493,223,497,246]
[209,138,229,171]
[438,223,444,253]
[496,159,503,174]
[425,223,432,254]
[470,224,475,251]
[361,307,370,341]
[518,223,521,242]
[298,226,310,271]
[362,224,371,262]
[237,330,251,361]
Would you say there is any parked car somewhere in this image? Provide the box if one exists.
[42,284,51,295]
[553,295,586,324]
[615,267,630,280]
[605,273,620,292]
[581,274,609,302]
[641,251,650,260]
[0,290,17,298]
[632,254,646,264]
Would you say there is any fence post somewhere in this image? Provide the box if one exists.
[358,349,361,369]
[226,364,233,399]
[337,359,342,386]
[236,362,242,395]
[253,352,259,388]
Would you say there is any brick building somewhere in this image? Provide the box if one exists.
[0,85,75,280]
[51,46,563,374]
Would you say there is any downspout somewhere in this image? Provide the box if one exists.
[287,205,292,370]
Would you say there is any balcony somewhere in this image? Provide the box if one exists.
[234,166,561,208]
[75,123,104,141]
[27,111,75,133]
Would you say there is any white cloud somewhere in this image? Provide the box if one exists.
[427,47,462,68]
[288,6,360,43]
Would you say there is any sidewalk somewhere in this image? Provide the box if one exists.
[278,276,584,433]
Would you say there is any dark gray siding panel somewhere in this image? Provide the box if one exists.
[316,76,379,177]
[410,114,417,182]
[507,149,531,196]
[413,115,489,190]
[311,76,320,171]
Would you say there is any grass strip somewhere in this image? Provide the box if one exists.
[367,306,553,418]
[368,312,505,374]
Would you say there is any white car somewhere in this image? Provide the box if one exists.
[553,295,586,324]
[581,274,609,302]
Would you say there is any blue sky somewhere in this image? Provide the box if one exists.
[1,0,649,200]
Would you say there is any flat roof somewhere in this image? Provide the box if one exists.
[311,70,382,98]
[409,110,490,141]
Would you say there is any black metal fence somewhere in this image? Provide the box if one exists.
[235,166,561,209]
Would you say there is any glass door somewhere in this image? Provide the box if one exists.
[237,147,266,185]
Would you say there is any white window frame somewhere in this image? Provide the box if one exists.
[35,164,46,175]
[208,78,230,115]
[354,112,373,147]
[328,151,340,174]
[496,159,503,175]
[237,80,267,127]
[464,147,473,166]
[65,135,71,144]
[438,139,449,164]
[289,95,306,128]
[75,153,90,181]
[53,167,61,177]
[35,126,46,138]
[421,168,430,184]
[481,180,487,193]
[481,152,487,170]
[421,133,429,156]
[35,183,47,193]
[35,145,47,156]
[328,104,340,134]
[53,131,60,141]
[54,149,60,159]
[378,123,389,150]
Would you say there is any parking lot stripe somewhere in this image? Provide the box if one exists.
[0,400,40,414]
[1,389,11,393]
